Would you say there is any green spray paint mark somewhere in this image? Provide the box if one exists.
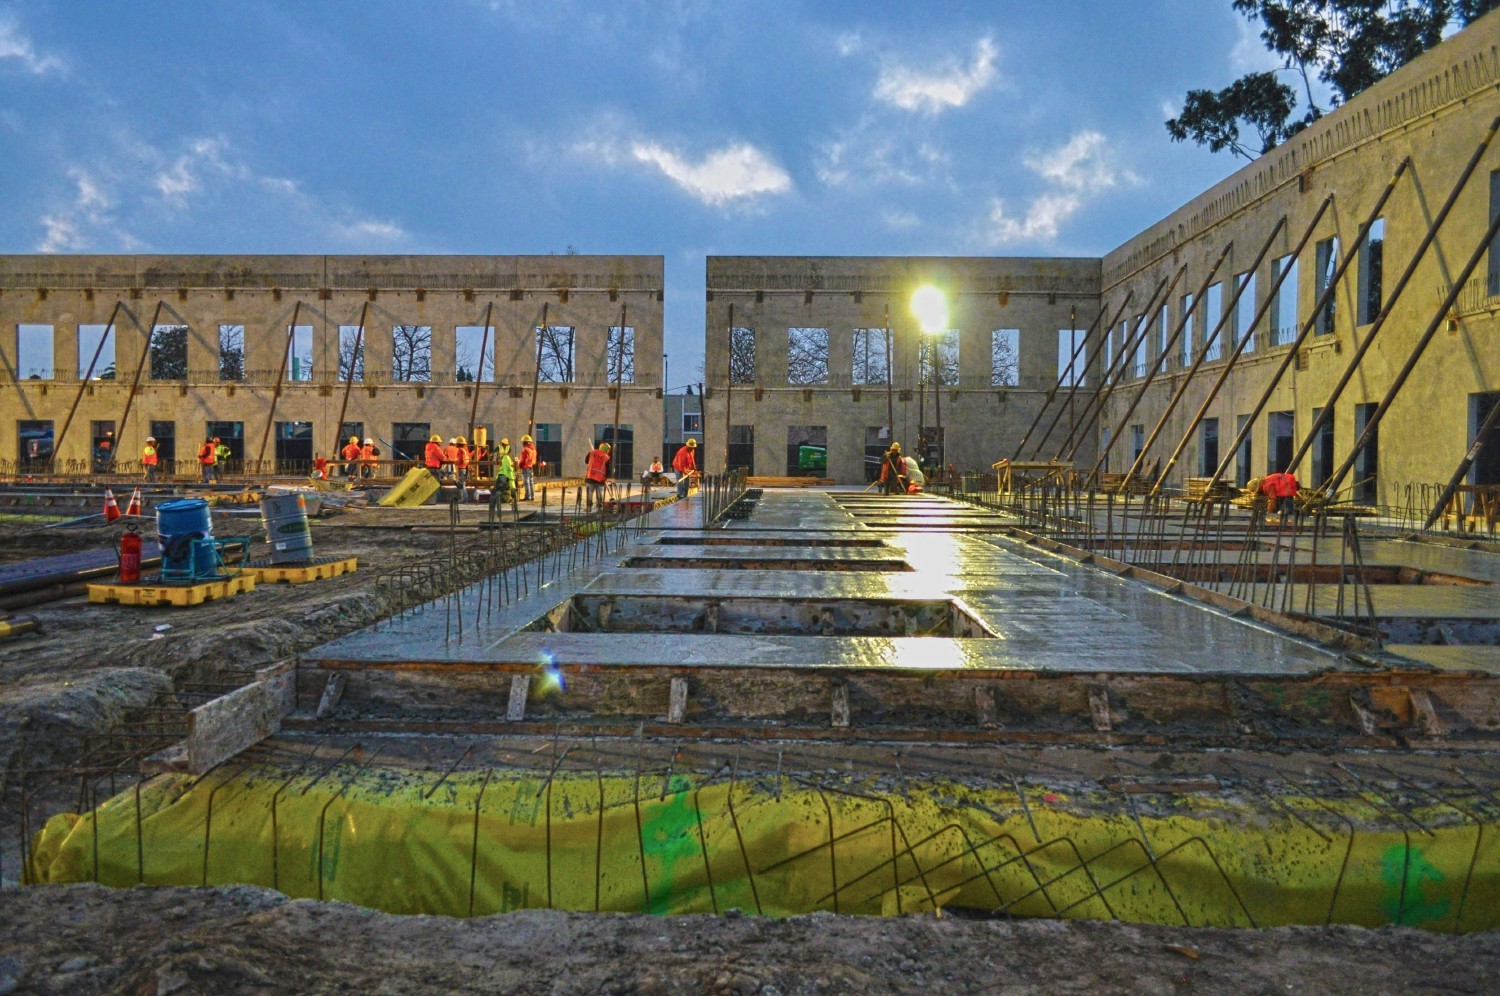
[1381,844,1450,926]
[639,775,702,914]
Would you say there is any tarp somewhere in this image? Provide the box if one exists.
[26,768,1500,929]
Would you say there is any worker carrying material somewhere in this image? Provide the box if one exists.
[672,437,698,499]
[517,434,537,501]
[585,441,611,509]
[878,442,908,496]
[341,436,364,478]
[142,437,159,483]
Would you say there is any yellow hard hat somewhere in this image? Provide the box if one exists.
[686,438,698,448]
[599,442,611,452]
[430,434,441,443]
[521,434,532,443]
[349,436,359,445]
[500,438,510,447]
[456,436,467,445]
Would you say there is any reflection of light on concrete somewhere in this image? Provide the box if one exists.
[898,532,968,582]
[538,649,565,692]
[889,638,973,670]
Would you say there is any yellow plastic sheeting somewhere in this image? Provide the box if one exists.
[377,468,439,507]
[27,769,1500,931]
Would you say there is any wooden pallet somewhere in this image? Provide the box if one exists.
[87,573,256,607]
[243,556,358,584]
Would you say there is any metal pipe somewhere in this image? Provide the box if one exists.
[1088,243,1233,478]
[1288,115,1500,478]
[526,301,550,437]
[1012,296,1124,459]
[1205,161,1410,493]
[1056,266,1186,460]
[884,302,894,452]
[52,300,124,474]
[114,300,166,460]
[465,301,494,447]
[333,300,369,457]
[1152,196,1332,494]
[1324,205,1500,500]
[1425,394,1500,529]
[255,300,303,469]
[1120,215,1289,490]
[1034,279,1167,460]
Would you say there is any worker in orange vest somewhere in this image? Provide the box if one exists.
[197,436,217,484]
[672,437,699,498]
[585,441,611,510]
[142,436,160,483]
[423,433,445,475]
[340,435,363,478]
[517,434,537,501]
[1260,471,1300,517]
[454,435,472,500]
[359,437,379,479]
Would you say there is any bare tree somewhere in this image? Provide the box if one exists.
[729,326,756,384]
[990,329,1019,387]
[852,328,890,385]
[607,325,635,383]
[218,324,244,381]
[537,325,575,383]
[338,326,365,382]
[787,327,829,385]
[392,324,432,382]
[919,330,959,386]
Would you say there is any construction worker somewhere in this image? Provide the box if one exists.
[423,433,445,476]
[197,436,217,484]
[454,435,471,500]
[443,437,461,479]
[95,430,115,475]
[311,453,329,480]
[494,438,515,503]
[585,441,611,510]
[1261,470,1300,518]
[878,442,908,496]
[902,454,925,494]
[142,436,159,483]
[517,434,537,501]
[341,435,364,478]
[213,437,231,480]
[672,437,698,498]
[642,456,669,488]
[359,437,379,479]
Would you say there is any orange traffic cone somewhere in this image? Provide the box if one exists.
[102,489,121,523]
[125,487,143,517]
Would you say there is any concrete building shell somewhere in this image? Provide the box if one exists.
[0,254,665,479]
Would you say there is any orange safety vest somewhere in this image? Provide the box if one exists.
[672,445,696,476]
[444,443,460,465]
[342,442,363,462]
[424,441,444,469]
[456,445,470,471]
[360,444,377,464]
[518,442,537,469]
[585,448,610,483]
[142,445,158,466]
[198,442,216,465]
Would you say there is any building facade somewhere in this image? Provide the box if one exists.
[0,254,664,480]
[701,256,1101,482]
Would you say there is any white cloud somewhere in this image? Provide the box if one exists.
[835,30,863,57]
[816,122,949,189]
[0,15,64,75]
[35,133,408,252]
[874,37,998,114]
[882,208,920,230]
[630,141,791,207]
[984,130,1138,246]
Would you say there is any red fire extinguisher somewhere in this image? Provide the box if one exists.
[118,524,142,584]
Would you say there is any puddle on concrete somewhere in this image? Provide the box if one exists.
[524,594,995,637]
[655,535,889,548]
[622,555,911,571]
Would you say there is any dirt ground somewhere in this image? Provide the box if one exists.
[0,883,1495,995]
[3,500,1499,994]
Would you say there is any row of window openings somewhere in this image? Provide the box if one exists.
[1117,404,1381,502]
[732,327,1043,389]
[8,324,635,385]
[1112,225,1384,379]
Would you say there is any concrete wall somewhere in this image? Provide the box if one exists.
[0,254,664,477]
[701,256,1101,482]
[1096,13,1500,502]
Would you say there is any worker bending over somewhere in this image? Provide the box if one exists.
[672,437,699,498]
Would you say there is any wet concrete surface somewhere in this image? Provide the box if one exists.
[311,490,1345,677]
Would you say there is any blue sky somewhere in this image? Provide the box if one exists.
[1,0,1279,383]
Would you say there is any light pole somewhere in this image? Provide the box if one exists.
[911,285,948,480]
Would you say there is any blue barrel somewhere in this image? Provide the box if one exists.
[156,499,214,577]
[261,493,313,564]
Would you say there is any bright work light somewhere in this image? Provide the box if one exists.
[910,285,948,335]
